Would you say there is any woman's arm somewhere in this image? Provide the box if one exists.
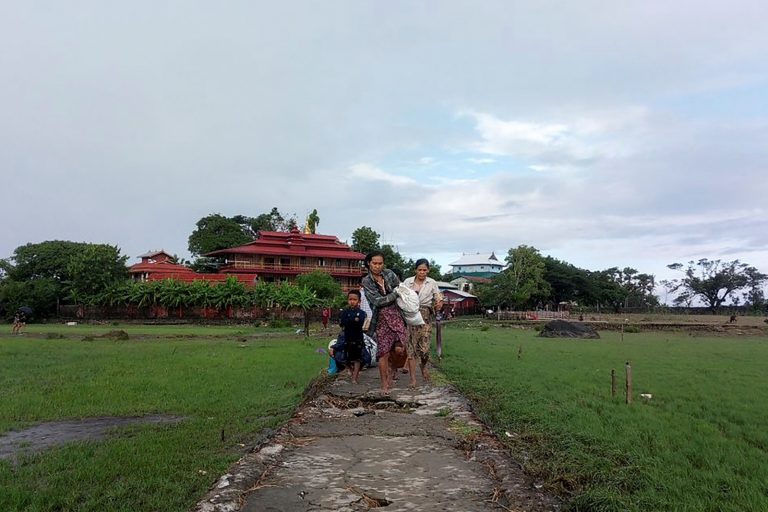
[428,280,444,310]
[362,274,398,308]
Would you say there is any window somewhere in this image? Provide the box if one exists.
[264,257,275,267]
[335,259,343,267]
[318,258,326,267]
[280,257,291,267]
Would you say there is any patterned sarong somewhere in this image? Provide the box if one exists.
[375,303,408,358]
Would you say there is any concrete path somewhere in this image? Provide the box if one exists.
[194,367,560,512]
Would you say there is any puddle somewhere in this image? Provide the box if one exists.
[0,414,185,461]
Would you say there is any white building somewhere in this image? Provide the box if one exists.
[448,252,505,276]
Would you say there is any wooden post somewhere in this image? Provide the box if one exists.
[620,323,624,342]
[611,369,616,398]
[625,362,632,404]
[518,346,522,360]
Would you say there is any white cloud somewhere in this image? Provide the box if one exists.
[467,157,496,164]
[461,108,648,166]
[2,1,768,283]
[349,163,417,186]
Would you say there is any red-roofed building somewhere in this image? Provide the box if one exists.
[128,229,366,291]
[129,250,198,282]
[205,228,365,290]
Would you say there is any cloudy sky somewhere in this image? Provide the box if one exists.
[2,1,767,284]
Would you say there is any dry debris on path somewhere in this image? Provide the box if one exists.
[194,367,560,512]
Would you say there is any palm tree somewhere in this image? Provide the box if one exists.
[156,279,191,318]
[277,284,318,336]
[210,277,248,318]
[188,280,214,317]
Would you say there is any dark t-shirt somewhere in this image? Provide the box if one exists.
[339,307,366,345]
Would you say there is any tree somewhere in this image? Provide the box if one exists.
[295,270,343,304]
[65,244,129,302]
[743,266,767,312]
[543,257,596,305]
[351,226,380,255]
[305,209,320,234]
[7,241,87,282]
[155,279,192,318]
[245,207,297,234]
[0,241,130,317]
[666,259,767,313]
[589,269,630,312]
[480,245,550,309]
[403,259,443,281]
[209,277,249,316]
[380,244,409,279]
[279,284,319,336]
[504,245,551,308]
[596,267,659,311]
[188,214,252,257]
[0,278,60,320]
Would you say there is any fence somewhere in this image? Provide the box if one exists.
[56,304,309,322]
[488,310,570,321]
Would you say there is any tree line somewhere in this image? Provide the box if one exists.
[2,210,766,319]
[473,245,767,314]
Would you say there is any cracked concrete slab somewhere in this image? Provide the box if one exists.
[193,368,560,512]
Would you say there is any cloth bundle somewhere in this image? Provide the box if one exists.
[395,283,425,326]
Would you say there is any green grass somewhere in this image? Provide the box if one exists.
[17,322,298,338]
[438,326,768,511]
[0,329,328,511]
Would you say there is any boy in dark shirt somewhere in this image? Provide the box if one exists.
[338,289,367,384]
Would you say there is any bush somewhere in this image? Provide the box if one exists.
[624,325,640,333]
[269,319,293,329]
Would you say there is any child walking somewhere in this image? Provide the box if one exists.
[338,289,367,384]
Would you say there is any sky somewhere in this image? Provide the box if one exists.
[2,1,767,288]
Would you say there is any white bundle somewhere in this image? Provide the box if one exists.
[395,283,425,326]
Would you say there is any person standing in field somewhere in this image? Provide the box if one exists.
[403,259,443,387]
[321,307,330,330]
[12,310,26,335]
[361,251,408,394]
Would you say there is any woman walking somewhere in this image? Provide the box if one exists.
[403,259,443,387]
[361,251,408,394]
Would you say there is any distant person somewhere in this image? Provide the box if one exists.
[12,310,26,335]
[337,290,367,384]
[362,251,408,395]
[403,259,443,387]
[321,307,330,330]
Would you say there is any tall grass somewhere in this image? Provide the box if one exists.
[438,327,768,511]
[0,333,326,511]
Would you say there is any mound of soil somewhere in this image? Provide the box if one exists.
[102,330,130,340]
[538,320,600,339]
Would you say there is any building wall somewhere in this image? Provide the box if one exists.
[452,264,503,274]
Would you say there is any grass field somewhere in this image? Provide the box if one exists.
[438,323,768,511]
[17,322,297,338]
[0,326,327,511]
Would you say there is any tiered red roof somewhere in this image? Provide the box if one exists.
[205,228,364,260]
